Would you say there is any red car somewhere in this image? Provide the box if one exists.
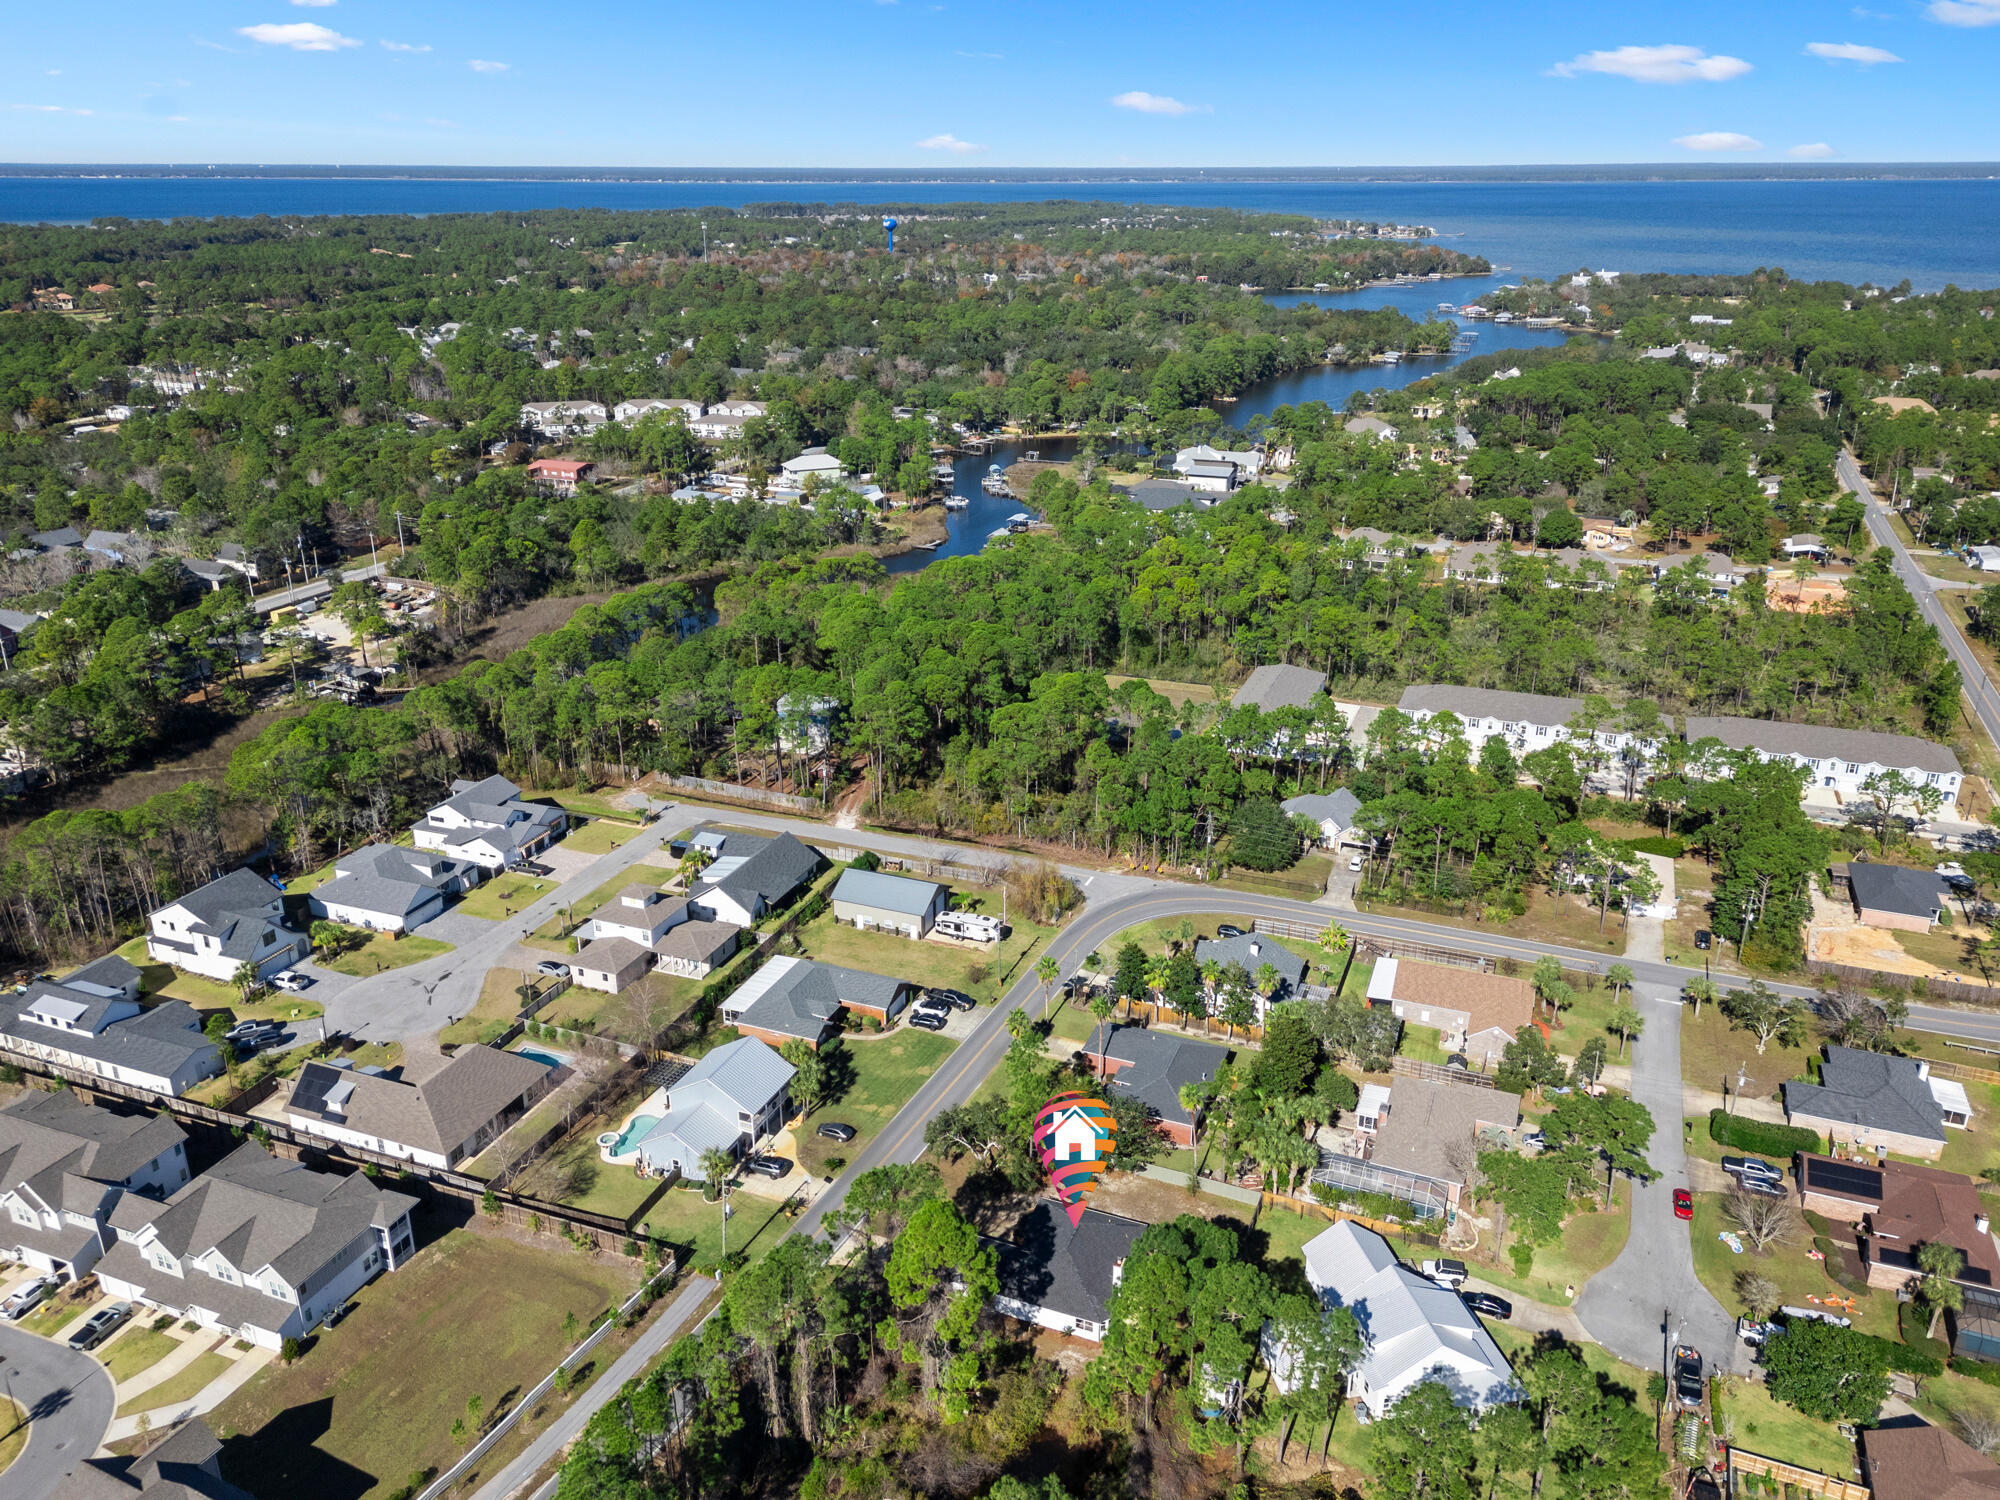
[1673,1188,1694,1221]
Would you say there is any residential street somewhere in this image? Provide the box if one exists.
[0,1324,117,1500]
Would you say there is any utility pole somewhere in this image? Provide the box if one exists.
[368,531,379,572]
[393,509,407,552]
[701,222,708,264]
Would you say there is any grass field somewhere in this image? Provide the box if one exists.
[1688,1193,1897,1341]
[791,886,1063,1007]
[0,1394,26,1479]
[452,873,557,921]
[527,789,641,823]
[120,1349,230,1417]
[641,1183,796,1274]
[1104,674,1217,708]
[212,1227,636,1500]
[110,937,265,1013]
[1398,1023,1451,1066]
[514,1120,664,1223]
[1488,1323,1653,1396]
[527,864,677,951]
[440,969,538,1047]
[104,1324,183,1385]
[1364,886,1629,957]
[796,1030,959,1178]
[185,1040,402,1108]
[1216,852,1335,902]
[322,932,452,978]
[20,1293,87,1338]
[1715,1376,1859,1477]
[1678,1002,1818,1102]
[561,820,639,856]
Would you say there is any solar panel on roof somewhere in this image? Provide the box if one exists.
[1805,1158,1882,1199]
[1965,1266,1995,1287]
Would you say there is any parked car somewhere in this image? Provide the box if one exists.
[535,960,572,979]
[1420,1258,1467,1289]
[1673,1345,1705,1409]
[68,1300,133,1351]
[1693,929,1712,951]
[908,1008,949,1032]
[519,861,553,877]
[744,1155,791,1180]
[225,1020,282,1047]
[1348,853,1365,872]
[926,988,976,1012]
[1214,924,1246,939]
[1721,1155,1783,1184]
[1462,1291,1512,1320]
[815,1122,857,1143]
[1673,1188,1694,1220]
[269,970,311,993]
[2,1277,54,1321]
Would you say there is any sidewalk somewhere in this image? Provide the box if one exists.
[106,1342,275,1443]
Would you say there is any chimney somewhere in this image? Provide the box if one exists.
[1918,1060,1931,1081]
[1980,1213,1992,1237]
[1248,940,1261,958]
[1112,1257,1126,1286]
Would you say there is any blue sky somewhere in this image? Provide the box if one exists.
[6,0,2000,167]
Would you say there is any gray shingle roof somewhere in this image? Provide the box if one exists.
[1232,664,1328,713]
[171,868,285,930]
[1192,933,1306,997]
[1785,1045,1947,1144]
[831,867,945,918]
[1124,478,1204,511]
[1282,788,1362,829]
[1683,715,1961,777]
[573,935,653,978]
[0,1091,186,1198]
[1848,863,1952,922]
[695,831,821,914]
[320,844,468,921]
[1080,1024,1230,1128]
[724,955,905,1042]
[0,992,219,1085]
[1399,683,1583,726]
[989,1204,1147,1327]
[289,1046,551,1158]
[61,953,143,997]
[651,919,739,966]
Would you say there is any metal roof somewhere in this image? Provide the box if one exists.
[831,867,945,917]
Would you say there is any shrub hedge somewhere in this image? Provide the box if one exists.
[1625,835,1686,858]
[1708,1109,1822,1158]
[1954,1357,2000,1387]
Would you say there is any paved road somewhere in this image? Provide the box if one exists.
[465,1274,716,1500]
[1574,978,1738,1377]
[0,1325,117,1500]
[1841,447,2000,747]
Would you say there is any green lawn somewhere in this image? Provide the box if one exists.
[1215,851,1335,901]
[119,1350,230,1417]
[791,886,1064,1007]
[1715,1376,1859,1477]
[1488,1323,1653,1397]
[1045,997,1102,1046]
[561,821,639,856]
[453,873,557,922]
[285,862,341,894]
[111,937,249,1011]
[20,1294,87,1338]
[1470,1180,1633,1307]
[322,932,453,978]
[528,788,643,823]
[529,864,678,949]
[440,969,538,1047]
[1687,1193,1898,1342]
[513,1117,664,1223]
[1679,1001,1818,1102]
[1398,1023,1451,1065]
[639,1184,796,1274]
[104,1325,184,1385]
[795,1030,959,1178]
[211,1227,637,1500]
[0,1395,26,1477]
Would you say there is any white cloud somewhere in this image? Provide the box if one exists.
[237,22,360,51]
[44,69,59,76]
[1550,44,1753,83]
[380,39,430,52]
[916,133,984,153]
[467,58,508,73]
[1111,90,1205,115]
[1788,142,1838,157]
[1930,0,2000,23]
[1805,41,1902,63]
[11,103,93,115]
[1674,131,1763,150]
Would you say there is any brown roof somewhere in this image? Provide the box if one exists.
[573,935,653,975]
[1371,1076,1520,1186]
[1387,959,1534,1041]
[652,919,739,964]
[1869,1159,2000,1286]
[1862,1419,2000,1500]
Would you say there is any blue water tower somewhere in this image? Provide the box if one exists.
[882,216,898,253]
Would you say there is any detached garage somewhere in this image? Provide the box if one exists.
[830,868,948,939]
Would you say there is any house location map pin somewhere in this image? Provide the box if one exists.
[1030,1091,1118,1226]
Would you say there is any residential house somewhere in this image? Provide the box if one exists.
[720,955,909,1049]
[708,398,768,419]
[1847,863,1954,932]
[0,959,220,1096]
[1653,551,1742,595]
[1970,546,2000,573]
[776,692,841,756]
[779,449,847,484]
[1172,444,1263,486]
[1122,478,1209,511]
[1282,788,1366,849]
[214,542,259,581]
[146,869,309,983]
[1337,527,1421,571]
[411,774,567,871]
[589,886,689,948]
[0,607,38,659]
[519,400,607,435]
[526,458,594,496]
[630,1036,795,1180]
[1786,1047,1965,1161]
[95,1143,417,1350]
[32,526,85,552]
[1782,534,1830,561]
[1797,1154,2000,1293]
[830,868,949,939]
[1344,416,1399,442]
[651,919,740,979]
[1366,957,1534,1065]
[1368,1076,1522,1212]
[183,558,235,592]
[570,936,657,995]
[985,1204,1147,1342]
[1078,1025,1230,1147]
[285,1042,555,1170]
[1682,714,1963,812]
[689,411,753,441]
[687,830,823,927]
[1191,931,1306,1020]
[57,1416,254,1500]
[1231,663,1328,714]
[1180,459,1240,493]
[1398,685,1648,772]
[1266,1219,1520,1419]
[308,844,479,933]
[1859,1418,2000,1500]
[612,397,702,423]
[0,1092,189,1280]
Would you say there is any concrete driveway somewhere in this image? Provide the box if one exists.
[0,1323,116,1499]
[1574,978,1738,1378]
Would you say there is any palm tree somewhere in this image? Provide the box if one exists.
[1089,994,1115,1073]
[1198,960,1222,1023]
[1605,963,1633,1005]
[309,920,342,960]
[1179,1081,1209,1182]
[1531,955,1564,1017]
[1035,954,1061,1016]
[232,962,261,1003]
[697,1147,736,1259]
[1254,962,1282,1029]
[1607,1003,1643,1058]
[1144,955,1173,1024]
[1918,1241,1966,1340]
[1684,977,1717,1018]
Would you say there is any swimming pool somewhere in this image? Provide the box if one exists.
[514,1046,568,1069]
[603,1114,659,1158]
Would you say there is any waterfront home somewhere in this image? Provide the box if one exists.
[146,868,310,984]
[985,1205,1147,1343]
[1344,415,1399,443]
[779,448,847,483]
[0,1092,189,1280]
[410,773,567,871]
[95,1143,417,1350]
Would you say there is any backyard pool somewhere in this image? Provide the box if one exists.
[513,1046,569,1070]
[599,1113,660,1161]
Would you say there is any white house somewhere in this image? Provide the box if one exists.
[1264,1219,1521,1420]
[285,1043,555,1170]
[689,411,752,441]
[708,398,768,419]
[1397,684,1651,771]
[590,886,690,948]
[1345,416,1399,443]
[613,397,702,423]
[309,844,479,933]
[0,1091,190,1280]
[94,1144,417,1350]
[1172,444,1263,492]
[1282,788,1366,848]
[624,1036,795,1180]
[779,449,847,484]
[1683,715,1963,812]
[1970,545,2000,573]
[687,830,823,928]
[410,774,567,871]
[986,1204,1146,1343]
[519,400,607,435]
[0,963,221,1097]
[147,868,310,984]
[776,692,841,756]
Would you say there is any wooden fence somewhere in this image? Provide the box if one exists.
[1257,1190,1442,1249]
[1356,933,1500,973]
[1927,1055,2000,1087]
[664,774,819,813]
[1806,957,2000,1009]
[1725,1447,1867,1499]
[1393,1056,1495,1089]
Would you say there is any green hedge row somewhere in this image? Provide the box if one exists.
[1954,1357,2000,1387]
[1708,1109,1822,1158]
[1624,835,1686,858]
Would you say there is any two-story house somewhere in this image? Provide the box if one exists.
[285,1042,554,1171]
[95,1144,417,1350]
[0,967,221,1097]
[146,868,311,984]
[309,844,480,933]
[1397,685,1649,777]
[1683,715,1963,814]
[627,1036,795,1181]
[0,1091,189,1280]
[410,774,567,872]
